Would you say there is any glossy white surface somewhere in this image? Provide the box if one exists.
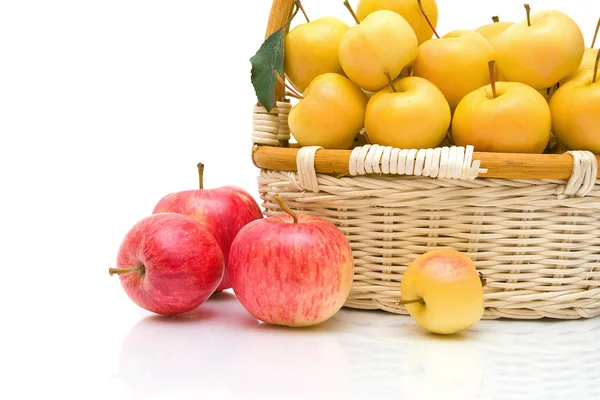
[15,287,596,400]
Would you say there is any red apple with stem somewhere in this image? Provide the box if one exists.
[109,213,224,316]
[152,163,263,293]
[229,194,355,327]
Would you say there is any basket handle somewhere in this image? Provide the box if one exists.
[264,0,295,102]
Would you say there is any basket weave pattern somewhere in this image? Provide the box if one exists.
[250,0,600,320]
[252,105,600,320]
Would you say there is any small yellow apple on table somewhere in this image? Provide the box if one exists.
[494,4,585,91]
[413,29,494,110]
[288,72,368,149]
[338,1,418,92]
[560,18,600,84]
[365,72,451,149]
[284,8,350,93]
[452,60,552,154]
[355,0,439,45]
[398,249,485,335]
[550,51,600,153]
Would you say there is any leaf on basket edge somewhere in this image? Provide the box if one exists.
[250,4,299,113]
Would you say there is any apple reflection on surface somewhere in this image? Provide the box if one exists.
[229,318,352,400]
[117,291,259,400]
[334,307,600,400]
[334,309,484,400]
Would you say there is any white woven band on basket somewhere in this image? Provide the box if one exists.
[349,144,487,179]
[252,104,280,146]
[293,144,488,193]
[251,102,292,146]
[293,145,598,199]
[276,101,292,142]
[560,150,598,198]
[296,146,323,193]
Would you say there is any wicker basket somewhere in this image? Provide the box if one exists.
[250,0,600,320]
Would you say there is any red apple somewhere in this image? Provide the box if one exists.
[152,163,263,293]
[228,195,355,327]
[109,212,224,316]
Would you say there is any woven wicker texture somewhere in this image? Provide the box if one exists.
[252,103,600,320]
[258,170,600,320]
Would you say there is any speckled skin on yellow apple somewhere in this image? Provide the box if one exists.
[452,81,551,153]
[288,73,368,149]
[413,30,494,110]
[365,76,451,149]
[494,10,585,90]
[355,0,438,45]
[550,68,600,153]
[284,17,350,93]
[400,249,484,335]
[339,10,418,92]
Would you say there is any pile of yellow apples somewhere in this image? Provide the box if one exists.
[283,0,600,154]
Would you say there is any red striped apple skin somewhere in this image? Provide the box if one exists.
[229,213,355,327]
[114,213,224,316]
[153,186,263,293]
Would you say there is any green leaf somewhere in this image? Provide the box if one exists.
[250,4,299,113]
[250,29,286,113]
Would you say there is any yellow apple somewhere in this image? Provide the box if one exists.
[365,76,451,149]
[475,16,514,48]
[560,48,599,84]
[475,16,513,82]
[284,17,350,93]
[494,8,585,90]
[452,78,551,153]
[413,30,494,109]
[355,0,439,44]
[288,73,368,150]
[339,10,418,92]
[550,66,600,153]
[399,249,485,335]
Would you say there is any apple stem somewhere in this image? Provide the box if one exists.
[593,48,600,83]
[524,4,531,27]
[286,91,302,100]
[274,70,303,99]
[488,60,497,99]
[384,70,397,92]
[295,0,310,23]
[343,0,360,25]
[479,272,487,287]
[592,17,600,48]
[396,297,424,306]
[273,194,298,224]
[492,16,499,23]
[197,162,205,190]
[284,73,302,93]
[109,265,145,277]
[417,0,439,39]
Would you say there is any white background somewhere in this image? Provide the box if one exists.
[1,1,599,399]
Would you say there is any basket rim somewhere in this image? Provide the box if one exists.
[252,144,600,180]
